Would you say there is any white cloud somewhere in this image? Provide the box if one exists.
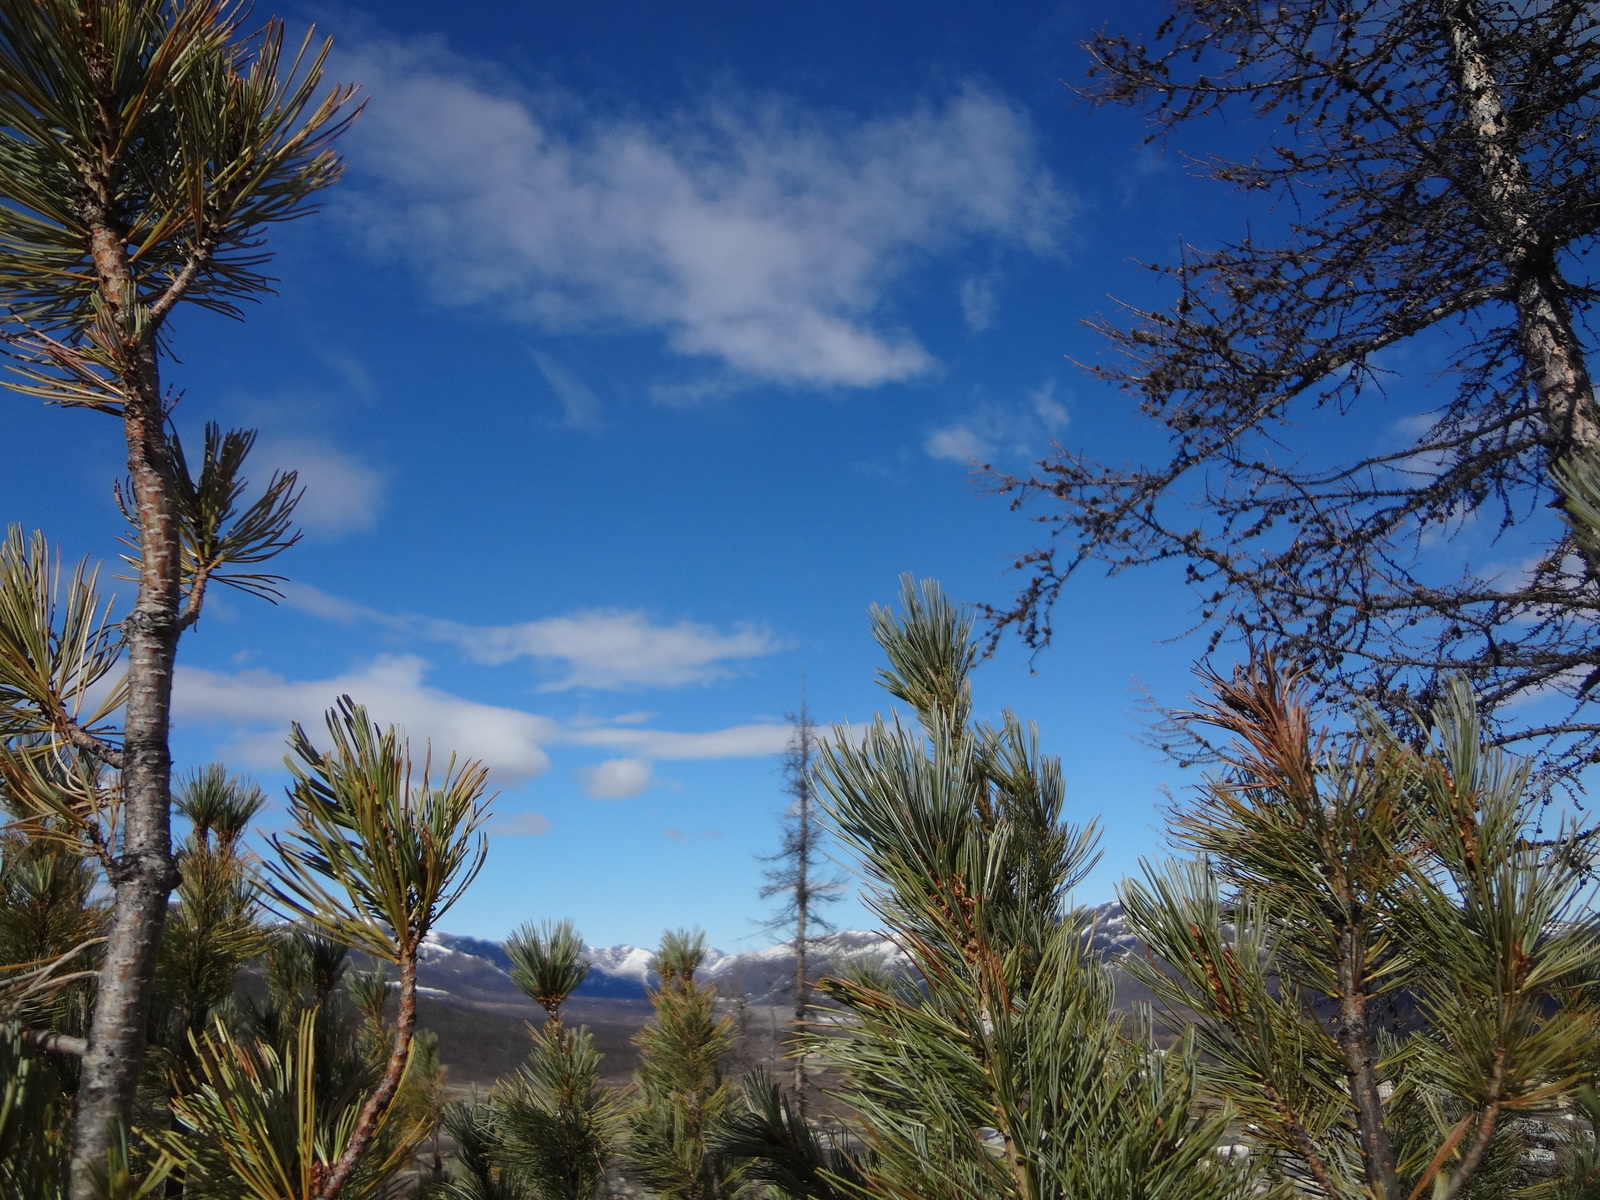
[925,423,994,463]
[1029,381,1069,432]
[283,585,784,690]
[172,655,558,782]
[341,39,1065,387]
[568,723,791,759]
[252,438,384,533]
[531,351,603,430]
[925,380,1069,465]
[1391,412,1440,440]
[960,275,998,332]
[174,656,802,789]
[489,810,553,836]
[438,610,781,690]
[280,584,382,624]
[662,826,723,841]
[318,350,378,399]
[580,757,654,798]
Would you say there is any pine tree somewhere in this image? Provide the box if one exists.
[0,4,357,1190]
[239,698,489,1200]
[628,929,743,1200]
[155,766,272,1064]
[744,575,1259,1200]
[492,919,623,1200]
[1119,657,1600,1200]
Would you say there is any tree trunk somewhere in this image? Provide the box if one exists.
[67,381,183,1198]
[67,187,184,1200]
[793,840,807,1113]
[317,952,419,1200]
[1442,0,1600,456]
[792,701,811,1118]
[1334,925,1402,1200]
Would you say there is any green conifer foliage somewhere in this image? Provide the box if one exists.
[506,920,590,1026]
[0,1020,73,1196]
[1554,447,1600,572]
[628,928,744,1200]
[802,575,1260,1200]
[169,1009,425,1200]
[166,700,490,1200]
[0,0,360,1175]
[496,1024,621,1200]
[497,919,621,1200]
[1120,660,1600,1200]
[443,919,620,1200]
[440,1099,532,1200]
[156,766,271,1058]
[0,807,104,1040]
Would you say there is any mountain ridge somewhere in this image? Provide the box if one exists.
[420,900,1134,1005]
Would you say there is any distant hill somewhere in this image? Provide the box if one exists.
[413,902,1146,1087]
[421,900,1137,1007]
[422,927,910,1005]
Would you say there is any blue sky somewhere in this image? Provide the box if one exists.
[1,0,1492,949]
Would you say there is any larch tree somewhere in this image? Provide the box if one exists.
[987,0,1600,779]
[757,696,842,1115]
[0,3,356,1194]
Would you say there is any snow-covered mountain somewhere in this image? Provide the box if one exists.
[420,929,905,1005]
[1080,899,1140,958]
[418,902,1136,1009]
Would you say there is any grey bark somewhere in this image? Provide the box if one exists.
[65,138,183,1200]
[1442,0,1600,457]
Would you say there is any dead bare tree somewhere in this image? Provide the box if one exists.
[758,696,842,1115]
[987,0,1600,783]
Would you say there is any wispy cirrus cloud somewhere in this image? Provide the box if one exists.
[251,438,385,534]
[959,274,1000,332]
[662,826,724,841]
[531,351,604,430]
[490,811,554,836]
[340,37,1065,388]
[284,584,783,691]
[925,380,1070,465]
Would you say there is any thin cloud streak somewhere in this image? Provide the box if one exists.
[925,380,1069,465]
[490,811,554,836]
[531,350,604,430]
[569,723,792,760]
